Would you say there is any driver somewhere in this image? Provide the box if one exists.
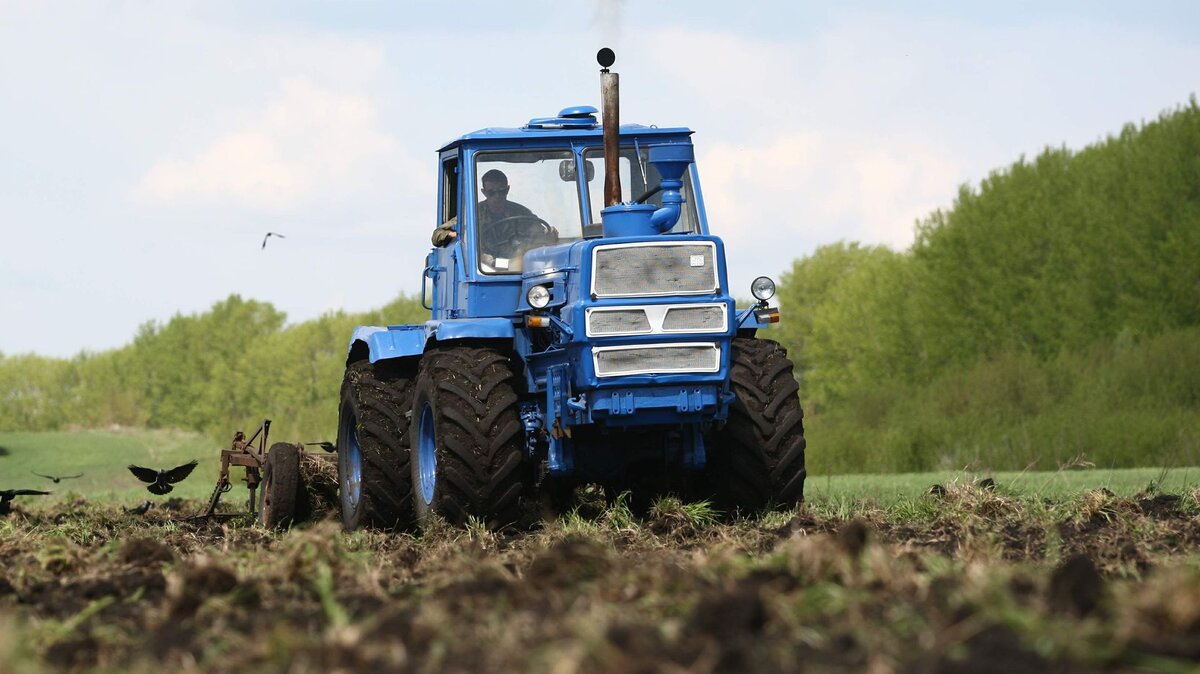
[476,169,557,267]
[430,169,559,268]
[429,169,531,248]
[477,169,533,227]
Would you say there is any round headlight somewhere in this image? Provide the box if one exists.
[527,285,551,309]
[751,276,776,302]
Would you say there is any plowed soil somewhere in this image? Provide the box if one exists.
[3,484,1200,673]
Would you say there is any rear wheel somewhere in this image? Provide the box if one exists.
[259,442,300,529]
[710,337,807,512]
[410,346,526,529]
[337,359,415,530]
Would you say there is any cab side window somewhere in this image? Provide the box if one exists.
[443,157,460,223]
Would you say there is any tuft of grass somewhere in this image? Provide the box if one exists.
[312,562,349,630]
[600,491,638,531]
[648,496,721,528]
[42,596,117,646]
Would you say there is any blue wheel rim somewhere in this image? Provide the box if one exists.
[418,402,437,506]
[342,415,363,513]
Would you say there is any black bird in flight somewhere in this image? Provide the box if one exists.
[305,441,336,453]
[261,231,286,249]
[0,489,51,515]
[128,460,199,495]
[31,471,83,484]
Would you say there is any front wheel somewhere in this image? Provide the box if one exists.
[410,346,526,530]
[336,360,415,530]
[709,338,807,512]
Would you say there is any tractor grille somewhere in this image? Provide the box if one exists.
[587,308,651,335]
[663,305,725,332]
[593,343,720,377]
[586,303,728,337]
[591,242,718,298]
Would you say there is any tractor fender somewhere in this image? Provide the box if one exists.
[348,325,425,364]
[349,318,516,365]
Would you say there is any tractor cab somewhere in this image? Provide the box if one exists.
[426,107,709,319]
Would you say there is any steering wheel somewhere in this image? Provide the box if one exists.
[489,214,554,235]
[486,215,557,257]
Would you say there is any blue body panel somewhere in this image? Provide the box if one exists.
[350,319,515,363]
[351,325,424,363]
[438,122,692,153]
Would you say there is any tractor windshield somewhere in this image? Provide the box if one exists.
[474,149,581,274]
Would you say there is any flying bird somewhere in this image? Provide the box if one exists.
[31,471,83,484]
[305,441,336,453]
[128,460,199,495]
[261,231,286,249]
[0,489,51,515]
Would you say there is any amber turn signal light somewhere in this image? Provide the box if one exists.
[754,308,780,324]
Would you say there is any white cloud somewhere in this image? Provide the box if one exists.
[132,77,402,212]
[639,24,963,257]
[700,132,962,252]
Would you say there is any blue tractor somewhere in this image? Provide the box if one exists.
[336,53,806,530]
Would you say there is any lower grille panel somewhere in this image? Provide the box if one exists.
[593,343,720,377]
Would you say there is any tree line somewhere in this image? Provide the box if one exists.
[775,97,1200,473]
[0,295,427,445]
[2,98,1198,473]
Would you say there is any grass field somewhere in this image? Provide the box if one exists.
[0,428,233,502]
[2,428,1197,509]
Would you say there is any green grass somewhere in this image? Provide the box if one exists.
[0,428,224,503]
[807,466,1199,506]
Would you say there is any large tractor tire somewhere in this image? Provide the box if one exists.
[337,359,415,530]
[710,337,807,512]
[410,346,525,530]
[259,442,301,530]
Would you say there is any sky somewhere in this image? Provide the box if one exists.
[1,0,1198,357]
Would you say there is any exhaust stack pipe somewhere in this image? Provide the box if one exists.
[596,48,692,238]
[598,48,621,208]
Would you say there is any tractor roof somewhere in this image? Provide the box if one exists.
[438,105,692,152]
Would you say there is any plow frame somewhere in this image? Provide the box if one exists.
[198,419,272,518]
[193,418,338,526]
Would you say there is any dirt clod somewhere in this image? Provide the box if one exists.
[1047,554,1104,617]
[119,537,175,566]
[836,518,871,558]
[168,562,239,618]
